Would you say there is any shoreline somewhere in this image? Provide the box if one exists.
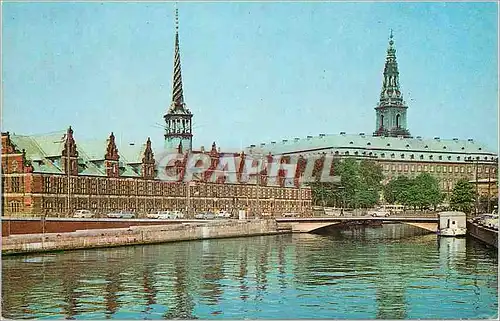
[2,220,287,256]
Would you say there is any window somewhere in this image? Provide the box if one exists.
[448,166,452,173]
[454,167,459,173]
[401,154,405,159]
[424,165,428,171]
[417,165,421,172]
[436,166,440,173]
[392,165,396,171]
[460,167,464,173]
[411,165,415,172]
[439,156,442,160]
[430,166,434,172]
[398,165,402,171]
[410,154,414,160]
[11,177,20,192]
[420,155,424,160]
[391,154,395,159]
[9,201,21,213]
[404,165,408,171]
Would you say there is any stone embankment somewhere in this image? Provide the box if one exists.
[2,220,282,255]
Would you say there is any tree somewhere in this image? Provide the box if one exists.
[383,176,412,204]
[409,173,443,210]
[450,179,475,214]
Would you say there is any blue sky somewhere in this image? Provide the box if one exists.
[2,2,498,152]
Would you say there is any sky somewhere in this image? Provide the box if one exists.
[2,1,498,153]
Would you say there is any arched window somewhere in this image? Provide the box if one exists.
[380,115,384,128]
[396,114,401,127]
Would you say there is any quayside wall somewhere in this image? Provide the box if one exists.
[467,221,498,248]
[2,220,281,255]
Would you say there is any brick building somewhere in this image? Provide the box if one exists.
[1,10,311,217]
[1,129,311,217]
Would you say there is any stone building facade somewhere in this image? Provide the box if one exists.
[247,33,498,200]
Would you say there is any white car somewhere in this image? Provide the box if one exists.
[73,210,94,218]
[216,211,232,219]
[107,211,135,219]
[370,211,391,217]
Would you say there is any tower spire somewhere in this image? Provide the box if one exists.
[373,31,411,138]
[171,7,184,108]
[164,7,193,152]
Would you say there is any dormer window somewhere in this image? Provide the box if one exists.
[448,156,452,160]
[381,153,385,158]
[367,142,371,146]
[410,154,414,160]
[420,155,424,160]
[424,145,428,149]
[429,155,433,160]
[401,154,405,159]
[387,143,391,147]
[406,144,410,148]
[439,156,442,160]
[457,156,461,161]
[349,141,354,145]
[391,153,395,158]
[443,146,447,149]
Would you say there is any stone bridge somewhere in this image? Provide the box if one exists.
[275,216,438,233]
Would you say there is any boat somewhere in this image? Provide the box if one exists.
[467,210,498,248]
[437,211,467,237]
[438,227,467,237]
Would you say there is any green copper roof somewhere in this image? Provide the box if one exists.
[247,133,497,163]
[9,133,144,177]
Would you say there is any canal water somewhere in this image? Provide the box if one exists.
[2,224,498,319]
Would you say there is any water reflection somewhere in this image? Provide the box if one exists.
[2,225,498,320]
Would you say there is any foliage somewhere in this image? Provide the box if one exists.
[450,179,476,214]
[384,173,444,210]
[383,176,412,204]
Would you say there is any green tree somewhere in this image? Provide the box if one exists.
[383,176,412,204]
[450,179,475,214]
[410,173,443,210]
[337,158,360,208]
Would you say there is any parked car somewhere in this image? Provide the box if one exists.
[157,211,177,219]
[282,212,299,217]
[216,210,232,219]
[146,212,159,219]
[73,209,94,218]
[195,212,216,220]
[107,210,135,219]
[370,210,391,217]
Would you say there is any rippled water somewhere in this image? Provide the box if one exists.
[2,224,498,319]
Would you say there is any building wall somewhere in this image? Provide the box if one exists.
[2,172,311,217]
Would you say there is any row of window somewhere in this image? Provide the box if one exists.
[2,177,22,193]
[383,164,496,175]
[331,150,496,162]
[39,176,307,199]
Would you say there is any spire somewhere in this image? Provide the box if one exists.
[379,30,404,106]
[171,8,184,108]
[374,31,411,138]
